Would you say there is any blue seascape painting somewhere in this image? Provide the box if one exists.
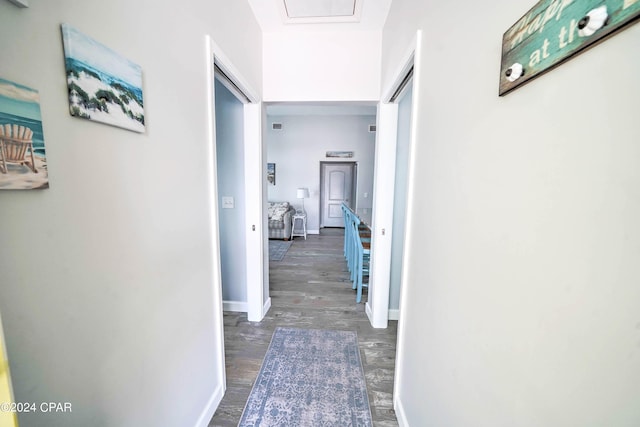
[0,78,49,190]
[61,23,145,133]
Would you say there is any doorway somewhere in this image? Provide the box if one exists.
[214,78,247,308]
[320,161,357,228]
[208,36,266,324]
[367,30,420,329]
[388,82,413,320]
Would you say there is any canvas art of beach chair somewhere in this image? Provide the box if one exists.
[0,124,38,174]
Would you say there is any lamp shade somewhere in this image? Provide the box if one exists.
[296,188,309,199]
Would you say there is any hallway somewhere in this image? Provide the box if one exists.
[210,228,398,426]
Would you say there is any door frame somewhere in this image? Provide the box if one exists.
[367,31,421,332]
[319,161,357,228]
[203,35,265,424]
[207,37,267,323]
[375,30,423,427]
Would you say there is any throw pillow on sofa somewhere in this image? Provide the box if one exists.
[268,202,290,222]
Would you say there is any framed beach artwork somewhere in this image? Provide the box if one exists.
[0,77,49,190]
[267,163,276,185]
[61,23,145,133]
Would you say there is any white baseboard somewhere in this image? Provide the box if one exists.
[307,229,320,235]
[194,382,224,427]
[365,302,373,324]
[394,394,409,427]
[262,297,272,317]
[388,309,400,321]
[223,300,248,312]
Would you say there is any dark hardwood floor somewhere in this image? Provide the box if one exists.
[209,228,398,426]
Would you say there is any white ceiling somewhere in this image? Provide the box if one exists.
[248,0,392,32]
[251,0,391,115]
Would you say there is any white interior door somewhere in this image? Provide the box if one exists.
[321,162,355,227]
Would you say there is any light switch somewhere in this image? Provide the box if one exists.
[222,196,234,209]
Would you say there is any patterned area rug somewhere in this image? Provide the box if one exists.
[268,240,292,261]
[239,327,373,427]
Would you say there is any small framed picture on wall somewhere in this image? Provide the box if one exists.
[267,163,275,185]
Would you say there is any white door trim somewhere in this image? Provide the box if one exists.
[210,38,259,104]
[367,104,398,329]
[204,37,266,421]
[203,35,226,425]
[244,103,268,322]
[385,30,423,421]
[208,37,266,323]
[368,33,421,330]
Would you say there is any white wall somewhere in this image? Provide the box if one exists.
[266,114,376,232]
[263,31,381,102]
[215,79,247,305]
[0,1,262,426]
[384,1,640,426]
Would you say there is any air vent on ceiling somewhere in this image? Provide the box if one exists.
[368,124,377,133]
[272,123,283,130]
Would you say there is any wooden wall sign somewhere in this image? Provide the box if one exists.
[326,151,354,158]
[500,0,640,96]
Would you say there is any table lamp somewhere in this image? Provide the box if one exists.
[296,187,309,214]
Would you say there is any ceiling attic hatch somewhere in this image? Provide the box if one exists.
[284,0,355,18]
[281,0,362,24]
